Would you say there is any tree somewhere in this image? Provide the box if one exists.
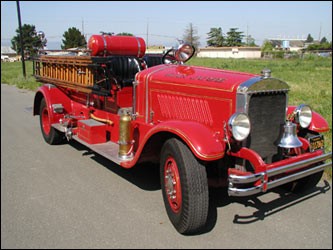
[320,37,328,44]
[225,28,244,47]
[61,27,86,49]
[261,40,273,53]
[182,23,200,50]
[207,27,224,47]
[11,24,42,57]
[245,35,257,47]
[305,34,314,43]
[116,32,133,36]
[307,41,332,51]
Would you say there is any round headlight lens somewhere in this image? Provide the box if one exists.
[228,113,251,141]
[295,104,312,128]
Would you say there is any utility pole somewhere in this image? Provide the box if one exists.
[146,18,149,49]
[82,18,87,42]
[246,24,249,46]
[318,23,322,41]
[82,18,84,36]
[16,1,26,78]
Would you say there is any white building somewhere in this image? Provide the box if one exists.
[1,46,19,62]
[197,47,261,59]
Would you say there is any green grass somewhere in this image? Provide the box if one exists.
[2,57,332,178]
[1,61,41,91]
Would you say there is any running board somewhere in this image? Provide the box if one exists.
[72,135,133,165]
[52,123,133,165]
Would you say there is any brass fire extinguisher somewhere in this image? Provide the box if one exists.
[118,111,134,159]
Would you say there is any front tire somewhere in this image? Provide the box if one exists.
[160,138,209,234]
[282,131,325,194]
[289,169,324,193]
[39,98,64,145]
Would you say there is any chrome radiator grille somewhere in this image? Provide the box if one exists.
[246,92,287,163]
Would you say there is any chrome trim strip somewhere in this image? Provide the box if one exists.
[267,153,331,177]
[229,185,262,196]
[237,77,289,94]
[236,77,261,113]
[237,76,262,94]
[135,36,141,58]
[229,172,264,184]
[267,162,331,190]
[132,80,137,120]
[145,66,170,123]
[101,35,107,56]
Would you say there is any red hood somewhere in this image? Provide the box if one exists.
[136,64,258,93]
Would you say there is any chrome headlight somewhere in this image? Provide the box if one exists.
[294,104,312,128]
[228,113,251,141]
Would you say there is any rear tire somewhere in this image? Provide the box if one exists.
[160,138,209,234]
[39,98,65,145]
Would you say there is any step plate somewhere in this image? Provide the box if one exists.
[72,135,132,165]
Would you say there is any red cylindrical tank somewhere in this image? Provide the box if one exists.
[88,35,146,57]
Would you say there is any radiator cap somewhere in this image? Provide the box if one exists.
[261,68,271,78]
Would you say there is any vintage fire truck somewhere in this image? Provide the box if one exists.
[32,34,332,234]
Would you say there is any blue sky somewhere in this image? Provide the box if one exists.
[1,1,332,49]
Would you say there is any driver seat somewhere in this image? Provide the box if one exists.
[143,54,164,67]
[109,56,142,87]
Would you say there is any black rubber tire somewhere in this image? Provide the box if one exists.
[39,98,65,145]
[282,131,325,194]
[290,169,324,193]
[160,138,209,234]
[291,132,324,193]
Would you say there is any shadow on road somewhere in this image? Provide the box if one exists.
[68,140,331,235]
[69,140,161,191]
[231,180,331,224]
[198,180,331,234]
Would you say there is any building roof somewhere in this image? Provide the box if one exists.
[1,46,16,54]
[269,40,305,49]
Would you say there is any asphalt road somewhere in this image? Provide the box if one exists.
[1,83,332,249]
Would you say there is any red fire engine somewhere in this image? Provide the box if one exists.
[33,34,332,234]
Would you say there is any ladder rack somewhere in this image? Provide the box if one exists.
[33,55,95,93]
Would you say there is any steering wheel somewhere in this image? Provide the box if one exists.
[162,48,177,64]
[162,43,195,64]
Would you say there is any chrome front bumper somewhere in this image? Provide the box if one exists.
[228,152,332,197]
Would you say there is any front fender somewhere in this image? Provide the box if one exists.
[287,106,330,133]
[145,120,225,161]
